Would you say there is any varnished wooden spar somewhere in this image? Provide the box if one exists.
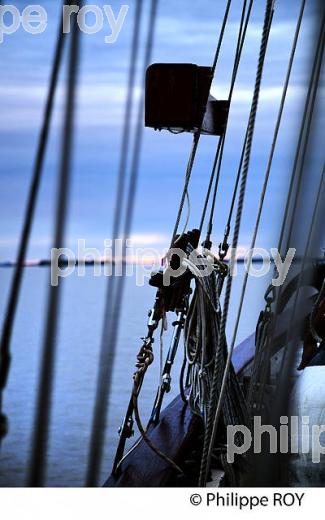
[105,291,317,487]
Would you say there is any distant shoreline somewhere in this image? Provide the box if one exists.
[1,257,322,268]
[0,258,266,268]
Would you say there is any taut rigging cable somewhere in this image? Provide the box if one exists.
[85,0,144,486]
[171,0,233,245]
[179,0,253,428]
[279,164,325,393]
[86,0,159,487]
[264,162,325,484]
[199,0,275,487]
[28,1,83,486]
[255,8,325,412]
[246,0,307,410]
[168,7,248,422]
[110,1,248,476]
[103,0,144,315]
[199,0,253,241]
[228,0,307,406]
[276,14,324,361]
[0,0,67,450]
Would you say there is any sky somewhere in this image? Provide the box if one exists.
[0,0,323,262]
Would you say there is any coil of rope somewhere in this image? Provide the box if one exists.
[183,252,227,422]
[111,0,248,479]
[179,0,254,409]
[182,250,247,485]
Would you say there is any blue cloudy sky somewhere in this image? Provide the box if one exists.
[0,0,322,261]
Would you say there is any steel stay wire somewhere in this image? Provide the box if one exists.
[171,0,233,246]
[86,0,159,486]
[199,0,253,239]
[278,163,325,394]
[85,0,144,485]
[99,0,144,322]
[265,163,325,485]
[28,0,83,486]
[0,0,67,450]
[176,0,252,407]
[223,0,306,410]
[265,15,325,394]
[106,0,234,478]
[255,9,325,411]
[145,0,253,467]
[180,0,253,462]
[198,0,275,487]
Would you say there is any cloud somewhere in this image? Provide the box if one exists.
[126,233,170,247]
[0,82,141,130]
[0,81,307,131]
[0,235,52,247]
[157,18,299,44]
[211,84,306,104]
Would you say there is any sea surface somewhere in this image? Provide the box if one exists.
[0,265,271,486]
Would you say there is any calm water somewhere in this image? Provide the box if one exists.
[0,265,270,486]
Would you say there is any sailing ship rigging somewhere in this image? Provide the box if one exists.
[0,0,324,488]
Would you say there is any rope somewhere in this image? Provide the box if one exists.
[231,0,306,411]
[104,0,144,315]
[270,165,325,476]
[246,287,274,411]
[28,0,83,486]
[114,308,184,475]
[219,128,248,258]
[86,0,159,486]
[276,6,325,263]
[182,250,247,486]
[131,340,184,474]
[256,8,325,408]
[180,0,253,410]
[132,393,184,474]
[199,0,275,487]
[111,0,238,477]
[310,277,325,344]
[200,0,254,238]
[272,44,325,398]
[112,303,160,475]
[253,10,325,483]
[183,255,227,421]
[0,0,67,450]
[171,0,233,245]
